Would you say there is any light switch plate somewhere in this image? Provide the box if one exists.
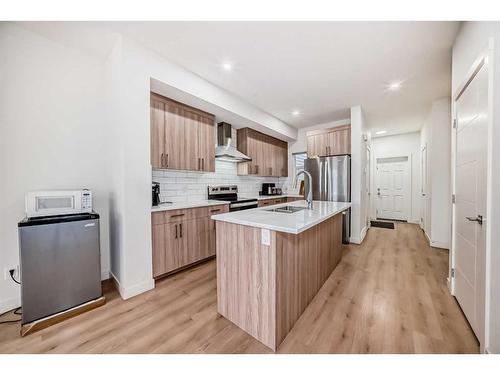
[261,229,270,246]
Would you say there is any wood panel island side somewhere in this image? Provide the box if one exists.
[211,200,351,351]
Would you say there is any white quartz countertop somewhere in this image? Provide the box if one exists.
[211,200,351,234]
[151,200,229,212]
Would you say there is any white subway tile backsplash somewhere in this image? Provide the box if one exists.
[153,160,284,201]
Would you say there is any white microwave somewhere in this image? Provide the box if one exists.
[25,189,93,218]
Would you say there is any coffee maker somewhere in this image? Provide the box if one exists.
[152,182,161,206]
[261,183,282,196]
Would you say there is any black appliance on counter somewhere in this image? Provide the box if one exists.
[152,182,161,206]
[207,185,258,211]
[260,183,282,196]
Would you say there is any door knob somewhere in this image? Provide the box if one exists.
[466,215,483,225]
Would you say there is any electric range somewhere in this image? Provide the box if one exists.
[207,185,258,212]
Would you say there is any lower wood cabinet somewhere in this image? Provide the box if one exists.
[152,204,229,278]
[258,197,287,207]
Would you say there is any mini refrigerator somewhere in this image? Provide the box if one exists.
[18,212,104,333]
[304,155,351,243]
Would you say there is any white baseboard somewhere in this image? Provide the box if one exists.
[110,270,154,300]
[0,295,21,315]
[408,219,420,224]
[350,226,369,245]
[101,269,110,281]
[430,240,449,250]
[424,230,431,244]
[360,226,368,242]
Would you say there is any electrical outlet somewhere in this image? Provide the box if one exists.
[4,265,20,281]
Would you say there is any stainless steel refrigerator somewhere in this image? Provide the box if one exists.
[304,155,351,243]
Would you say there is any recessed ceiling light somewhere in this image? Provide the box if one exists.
[222,62,233,71]
[375,130,387,135]
[292,110,300,116]
[388,81,402,90]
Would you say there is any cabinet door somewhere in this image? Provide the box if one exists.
[183,109,201,171]
[164,101,185,170]
[177,218,211,268]
[250,132,263,175]
[258,199,273,208]
[278,142,288,177]
[150,98,165,169]
[328,128,351,155]
[307,134,327,157]
[335,128,351,154]
[208,205,229,255]
[198,114,215,172]
[152,223,179,277]
[262,136,274,176]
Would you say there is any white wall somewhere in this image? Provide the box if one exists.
[420,97,452,249]
[350,105,370,244]
[370,132,421,223]
[0,24,111,312]
[452,21,500,353]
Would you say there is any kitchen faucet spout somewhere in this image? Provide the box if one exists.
[294,170,313,209]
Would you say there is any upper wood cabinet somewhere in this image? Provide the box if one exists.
[150,93,215,172]
[306,125,351,158]
[237,128,288,177]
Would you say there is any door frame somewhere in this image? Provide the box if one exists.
[365,144,371,230]
[372,153,412,222]
[450,41,494,353]
[420,143,428,231]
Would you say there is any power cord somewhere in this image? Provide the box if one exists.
[0,307,21,324]
[0,270,22,324]
[9,269,20,285]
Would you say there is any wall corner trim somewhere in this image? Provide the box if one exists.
[110,271,155,300]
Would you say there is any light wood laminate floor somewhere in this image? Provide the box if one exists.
[0,223,479,353]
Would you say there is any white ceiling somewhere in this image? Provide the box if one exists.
[109,21,460,134]
[18,21,460,136]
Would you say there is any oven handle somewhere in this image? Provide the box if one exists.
[230,201,258,208]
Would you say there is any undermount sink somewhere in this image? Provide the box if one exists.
[266,206,306,214]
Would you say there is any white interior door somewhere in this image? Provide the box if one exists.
[376,157,409,221]
[453,58,488,345]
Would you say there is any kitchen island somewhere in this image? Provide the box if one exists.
[211,200,351,351]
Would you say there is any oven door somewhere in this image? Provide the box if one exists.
[229,201,258,212]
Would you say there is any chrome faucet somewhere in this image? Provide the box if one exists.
[294,170,313,209]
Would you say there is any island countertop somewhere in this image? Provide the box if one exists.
[211,200,351,234]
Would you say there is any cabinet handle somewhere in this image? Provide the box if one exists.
[175,224,178,239]
[161,153,164,168]
[170,213,185,218]
[180,223,183,237]
[202,158,204,170]
[166,153,169,167]
[210,208,221,213]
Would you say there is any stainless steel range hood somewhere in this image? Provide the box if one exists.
[215,122,252,162]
